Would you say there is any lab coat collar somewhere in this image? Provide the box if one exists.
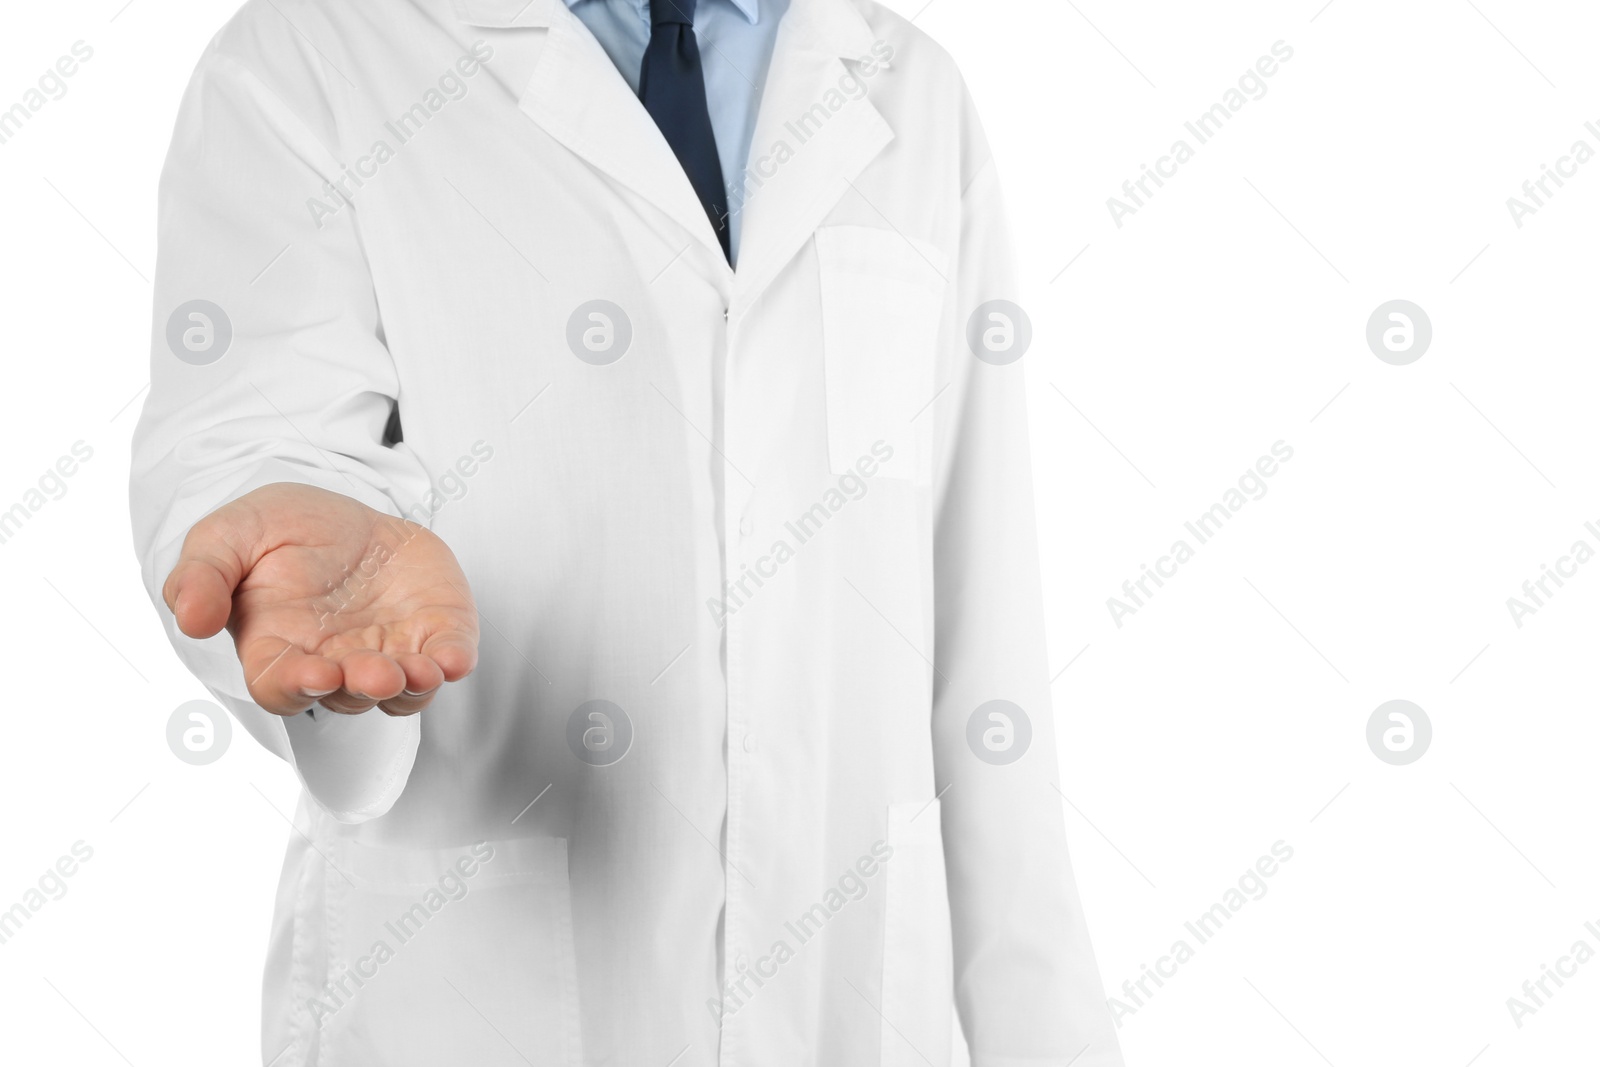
[453,0,868,56]
[728,0,891,305]
[452,0,889,297]
[453,0,733,270]
[559,0,762,27]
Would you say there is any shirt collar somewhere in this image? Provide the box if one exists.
[565,0,761,26]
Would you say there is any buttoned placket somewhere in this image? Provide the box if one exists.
[719,291,752,1064]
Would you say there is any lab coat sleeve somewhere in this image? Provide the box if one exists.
[929,88,1124,1067]
[129,34,434,824]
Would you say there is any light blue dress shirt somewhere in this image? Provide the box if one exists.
[565,0,788,262]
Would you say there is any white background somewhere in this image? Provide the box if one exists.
[2,1,1597,1064]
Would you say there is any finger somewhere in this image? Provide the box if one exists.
[396,652,445,695]
[238,638,342,715]
[329,648,407,705]
[420,629,479,683]
[317,690,381,715]
[376,653,445,716]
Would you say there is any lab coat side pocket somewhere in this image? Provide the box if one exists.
[816,225,948,486]
[316,836,582,1067]
[881,799,954,1067]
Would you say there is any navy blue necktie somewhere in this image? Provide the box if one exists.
[639,0,731,261]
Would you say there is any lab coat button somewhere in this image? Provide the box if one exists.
[743,733,758,753]
[739,517,754,537]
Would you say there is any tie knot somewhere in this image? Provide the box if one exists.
[650,0,695,26]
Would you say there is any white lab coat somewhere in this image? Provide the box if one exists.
[129,0,1122,1064]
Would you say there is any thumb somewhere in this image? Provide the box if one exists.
[164,557,239,638]
[163,508,254,639]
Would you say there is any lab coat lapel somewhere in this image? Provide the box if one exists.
[732,0,892,306]
[458,0,729,265]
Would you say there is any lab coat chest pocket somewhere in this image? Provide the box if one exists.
[317,836,582,1067]
[881,799,954,1067]
[816,225,949,485]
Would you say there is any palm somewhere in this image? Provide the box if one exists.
[167,483,479,715]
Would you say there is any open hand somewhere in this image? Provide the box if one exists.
[163,482,479,716]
